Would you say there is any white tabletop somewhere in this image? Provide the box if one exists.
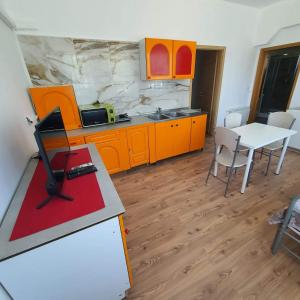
[232,123,297,149]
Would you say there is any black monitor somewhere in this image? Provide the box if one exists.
[34,107,73,209]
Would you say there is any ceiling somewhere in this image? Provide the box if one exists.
[223,0,286,8]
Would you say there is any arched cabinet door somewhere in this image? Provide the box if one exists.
[85,129,130,174]
[126,125,149,167]
[172,41,196,79]
[145,38,173,80]
[29,85,82,130]
[95,140,127,174]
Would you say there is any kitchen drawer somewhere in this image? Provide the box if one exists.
[85,129,121,144]
[43,136,69,151]
[68,136,85,146]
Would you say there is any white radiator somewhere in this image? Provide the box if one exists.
[226,106,250,125]
[287,109,300,150]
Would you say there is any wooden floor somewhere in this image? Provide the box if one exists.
[112,138,300,300]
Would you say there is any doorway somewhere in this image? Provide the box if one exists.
[191,47,225,134]
[249,43,300,123]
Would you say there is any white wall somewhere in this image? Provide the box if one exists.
[254,0,300,46]
[4,0,260,126]
[253,0,300,109]
[0,16,36,220]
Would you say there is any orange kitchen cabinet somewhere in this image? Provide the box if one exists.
[43,135,69,151]
[148,124,156,163]
[155,118,191,161]
[118,215,133,287]
[140,38,173,80]
[190,115,207,151]
[29,85,82,130]
[155,120,175,161]
[140,38,196,80]
[84,130,120,144]
[95,140,127,174]
[85,129,130,174]
[68,136,85,147]
[126,125,149,168]
[172,40,196,79]
[173,118,192,155]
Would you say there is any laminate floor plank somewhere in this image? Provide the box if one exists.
[112,138,300,300]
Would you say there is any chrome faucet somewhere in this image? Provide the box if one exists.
[156,107,162,116]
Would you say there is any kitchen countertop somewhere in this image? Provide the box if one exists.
[0,144,125,262]
[68,115,152,137]
[67,108,206,137]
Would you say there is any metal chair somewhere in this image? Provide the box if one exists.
[224,112,249,156]
[260,112,296,176]
[272,195,300,260]
[206,127,252,197]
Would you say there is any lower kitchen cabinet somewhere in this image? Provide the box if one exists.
[69,114,207,171]
[126,125,149,167]
[44,135,85,151]
[85,129,130,174]
[0,217,130,300]
[68,135,85,147]
[43,136,69,151]
[155,118,191,161]
[173,118,192,156]
[155,121,175,160]
[190,115,207,151]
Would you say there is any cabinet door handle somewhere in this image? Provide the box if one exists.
[171,125,174,127]
[176,124,179,127]
[193,121,196,124]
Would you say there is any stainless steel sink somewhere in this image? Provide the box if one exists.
[146,113,170,121]
[164,111,185,118]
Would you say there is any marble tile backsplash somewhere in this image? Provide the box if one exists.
[18,35,191,115]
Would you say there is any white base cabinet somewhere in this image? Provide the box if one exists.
[0,217,130,300]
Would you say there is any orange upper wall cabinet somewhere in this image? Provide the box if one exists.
[172,40,196,79]
[29,85,82,130]
[140,38,196,80]
[140,38,173,80]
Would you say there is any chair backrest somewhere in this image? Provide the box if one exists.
[268,112,296,129]
[224,113,242,129]
[215,127,241,152]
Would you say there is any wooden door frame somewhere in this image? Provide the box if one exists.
[189,45,226,135]
[249,42,300,122]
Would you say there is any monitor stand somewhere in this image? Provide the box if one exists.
[36,193,73,209]
[36,177,73,209]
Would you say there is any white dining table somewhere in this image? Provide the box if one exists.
[232,123,297,194]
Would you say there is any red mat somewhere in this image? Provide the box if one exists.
[10,148,105,241]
